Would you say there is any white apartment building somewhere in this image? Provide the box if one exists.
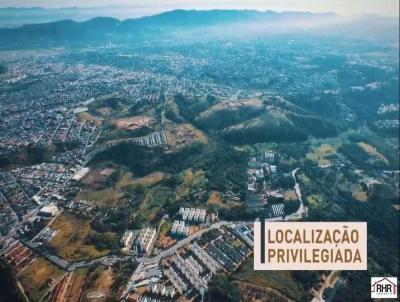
[137,227,157,255]
[178,207,206,223]
[171,220,190,236]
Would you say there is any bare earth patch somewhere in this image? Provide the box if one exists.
[353,190,368,202]
[284,190,298,201]
[357,142,389,164]
[165,122,207,151]
[78,112,104,126]
[18,257,64,301]
[83,266,114,302]
[113,115,153,130]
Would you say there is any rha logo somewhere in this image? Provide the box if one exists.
[371,277,397,299]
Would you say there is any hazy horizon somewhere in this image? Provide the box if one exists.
[0,0,399,17]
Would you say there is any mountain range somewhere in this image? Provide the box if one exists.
[0,9,398,49]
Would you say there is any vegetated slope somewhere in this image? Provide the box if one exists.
[0,258,23,302]
[222,108,307,143]
[91,140,247,196]
[173,94,337,144]
[196,98,264,130]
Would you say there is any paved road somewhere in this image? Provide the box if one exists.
[21,239,69,270]
[70,255,132,270]
[285,168,306,220]
[312,271,342,302]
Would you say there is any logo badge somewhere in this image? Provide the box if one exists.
[371,277,398,299]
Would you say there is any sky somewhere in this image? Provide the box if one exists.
[0,0,399,17]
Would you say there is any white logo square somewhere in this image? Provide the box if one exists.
[371,277,398,299]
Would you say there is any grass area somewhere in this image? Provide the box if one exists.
[201,98,263,117]
[336,173,368,202]
[306,194,325,206]
[183,169,205,188]
[352,188,368,202]
[346,129,399,168]
[156,221,175,248]
[357,142,389,164]
[298,173,311,185]
[123,172,164,187]
[77,170,165,208]
[159,220,172,236]
[18,257,64,301]
[306,143,336,165]
[208,191,241,208]
[233,256,306,301]
[176,169,206,199]
[137,186,174,223]
[49,212,111,261]
[82,266,114,302]
[76,187,125,208]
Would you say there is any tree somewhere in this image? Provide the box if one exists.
[208,274,241,302]
[0,257,23,302]
[284,200,300,216]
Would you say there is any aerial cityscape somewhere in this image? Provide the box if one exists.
[0,1,399,302]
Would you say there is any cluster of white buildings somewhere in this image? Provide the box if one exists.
[122,223,254,302]
[178,207,206,222]
[172,253,210,296]
[170,220,189,237]
[120,230,135,249]
[137,227,157,255]
[147,281,176,299]
[38,226,58,242]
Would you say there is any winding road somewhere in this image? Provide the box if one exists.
[285,168,306,220]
